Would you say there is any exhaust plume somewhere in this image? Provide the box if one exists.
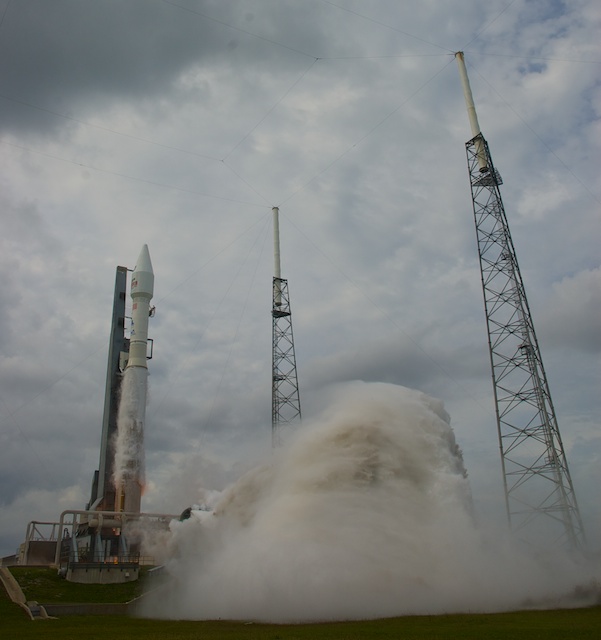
[142,382,596,622]
[113,366,147,511]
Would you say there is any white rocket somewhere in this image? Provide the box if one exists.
[128,244,154,370]
[114,244,154,514]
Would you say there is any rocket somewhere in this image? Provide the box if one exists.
[114,244,154,514]
[128,244,154,371]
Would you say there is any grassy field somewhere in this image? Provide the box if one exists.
[9,566,147,603]
[2,572,600,640]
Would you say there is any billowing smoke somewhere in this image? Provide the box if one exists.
[141,382,596,622]
[113,366,147,506]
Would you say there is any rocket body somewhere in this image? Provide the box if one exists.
[114,245,154,514]
[127,244,154,369]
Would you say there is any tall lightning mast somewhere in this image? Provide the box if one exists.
[455,52,586,550]
[271,206,302,447]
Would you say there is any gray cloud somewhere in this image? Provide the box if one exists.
[0,0,328,135]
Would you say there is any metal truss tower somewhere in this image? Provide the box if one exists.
[456,53,586,551]
[272,207,302,447]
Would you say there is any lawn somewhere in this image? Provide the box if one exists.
[9,566,147,603]
[2,575,600,640]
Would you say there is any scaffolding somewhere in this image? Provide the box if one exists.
[272,277,302,447]
[465,132,586,550]
[271,207,302,447]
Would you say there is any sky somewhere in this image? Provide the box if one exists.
[0,0,599,559]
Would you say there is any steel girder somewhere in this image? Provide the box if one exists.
[272,277,302,447]
[466,133,585,551]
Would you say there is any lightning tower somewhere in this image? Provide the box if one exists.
[455,52,586,550]
[271,206,302,447]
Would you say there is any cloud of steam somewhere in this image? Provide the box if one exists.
[113,367,147,490]
[141,382,597,622]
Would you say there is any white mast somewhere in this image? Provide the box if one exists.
[273,206,282,306]
[455,52,488,172]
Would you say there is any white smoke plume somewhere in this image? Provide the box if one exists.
[113,366,147,491]
[141,382,597,622]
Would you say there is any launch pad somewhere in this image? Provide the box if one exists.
[1,246,178,583]
[53,510,173,584]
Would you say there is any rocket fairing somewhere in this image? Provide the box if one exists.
[127,244,154,370]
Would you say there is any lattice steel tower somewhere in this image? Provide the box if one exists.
[455,53,585,550]
[272,206,302,447]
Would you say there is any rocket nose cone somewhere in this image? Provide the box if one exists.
[134,244,154,275]
[131,244,154,299]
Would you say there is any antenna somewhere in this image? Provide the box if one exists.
[455,52,586,551]
[455,51,487,172]
[273,205,282,306]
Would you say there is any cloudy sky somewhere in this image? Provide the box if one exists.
[0,0,599,558]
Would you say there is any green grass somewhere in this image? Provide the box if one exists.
[1,584,600,640]
[9,567,148,603]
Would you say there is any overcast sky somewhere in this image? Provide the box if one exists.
[0,0,599,558]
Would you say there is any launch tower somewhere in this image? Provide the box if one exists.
[271,206,302,447]
[455,52,586,550]
[88,266,129,512]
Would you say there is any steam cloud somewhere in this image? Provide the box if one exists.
[113,366,147,491]
[142,382,596,622]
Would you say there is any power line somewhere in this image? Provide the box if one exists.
[318,53,450,60]
[197,216,271,436]
[0,209,273,430]
[465,51,601,64]
[0,91,279,204]
[320,0,455,53]
[470,63,601,207]
[462,0,519,49]
[278,56,456,206]
[0,344,104,433]
[0,139,267,208]
[0,0,11,32]
[156,211,272,304]
[2,3,596,463]
[222,58,319,161]
[0,93,222,162]
[221,160,273,206]
[0,391,52,482]
[151,214,272,423]
[277,209,493,414]
[162,0,316,59]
